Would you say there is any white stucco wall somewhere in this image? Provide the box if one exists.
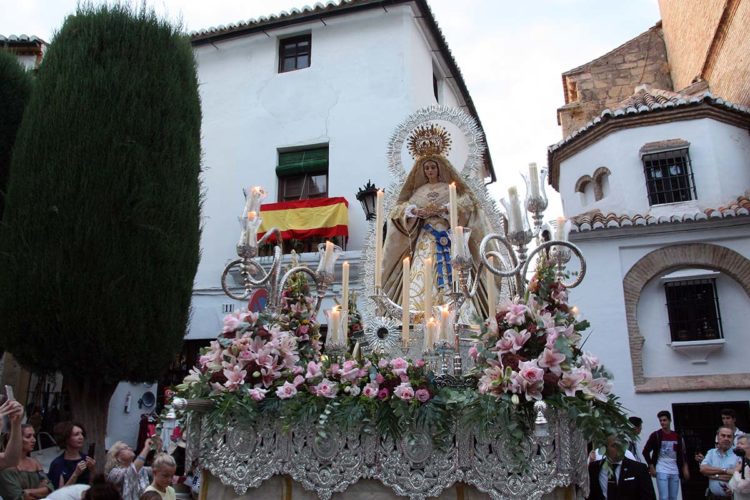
[567,223,750,427]
[558,118,750,217]
[187,4,463,339]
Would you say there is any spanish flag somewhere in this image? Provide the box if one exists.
[258,197,349,241]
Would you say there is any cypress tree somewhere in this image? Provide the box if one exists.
[0,4,201,463]
[0,50,32,220]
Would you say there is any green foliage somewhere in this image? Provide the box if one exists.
[0,4,202,385]
[0,50,32,220]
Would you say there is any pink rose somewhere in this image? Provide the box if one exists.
[378,358,389,369]
[415,388,431,403]
[393,383,415,401]
[339,360,360,381]
[375,373,385,384]
[390,357,409,376]
[305,361,322,380]
[377,388,389,400]
[222,314,241,333]
[414,359,425,368]
[362,383,379,398]
[313,379,338,399]
[275,381,298,399]
[249,387,267,401]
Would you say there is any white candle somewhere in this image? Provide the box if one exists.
[486,256,497,321]
[439,305,450,342]
[555,217,567,241]
[453,226,466,258]
[323,240,334,273]
[341,261,349,341]
[507,186,523,234]
[424,317,437,352]
[423,257,433,320]
[528,162,540,198]
[341,261,350,310]
[402,257,410,347]
[374,190,384,289]
[329,307,340,345]
[449,182,458,229]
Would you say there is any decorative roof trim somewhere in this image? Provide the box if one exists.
[547,97,750,190]
[568,196,750,234]
[188,0,495,182]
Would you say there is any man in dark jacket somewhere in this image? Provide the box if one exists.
[589,435,655,499]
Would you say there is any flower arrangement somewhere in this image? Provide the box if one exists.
[175,263,633,450]
[464,262,631,447]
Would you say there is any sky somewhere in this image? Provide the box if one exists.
[3,0,661,217]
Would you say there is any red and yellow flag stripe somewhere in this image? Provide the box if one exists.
[258,197,349,241]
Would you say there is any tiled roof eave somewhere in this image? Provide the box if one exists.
[547,100,750,191]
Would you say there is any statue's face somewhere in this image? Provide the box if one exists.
[423,160,439,181]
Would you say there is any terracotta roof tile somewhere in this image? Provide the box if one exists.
[570,196,750,233]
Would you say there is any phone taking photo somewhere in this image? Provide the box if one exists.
[4,385,14,401]
[87,443,96,458]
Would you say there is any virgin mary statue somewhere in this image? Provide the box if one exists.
[380,125,497,323]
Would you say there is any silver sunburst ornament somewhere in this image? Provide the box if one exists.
[362,316,402,355]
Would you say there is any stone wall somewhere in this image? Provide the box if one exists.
[660,0,750,107]
[557,24,672,138]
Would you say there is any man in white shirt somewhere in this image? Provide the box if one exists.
[721,408,745,445]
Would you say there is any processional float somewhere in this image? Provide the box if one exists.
[173,106,626,500]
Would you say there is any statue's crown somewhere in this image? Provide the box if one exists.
[407,124,452,159]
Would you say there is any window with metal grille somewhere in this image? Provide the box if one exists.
[642,148,696,205]
[279,34,311,73]
[664,278,723,342]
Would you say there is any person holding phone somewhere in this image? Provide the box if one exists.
[0,391,25,469]
[0,424,53,499]
[48,421,96,489]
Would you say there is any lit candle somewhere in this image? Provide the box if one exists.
[486,256,497,321]
[449,182,458,229]
[439,305,450,342]
[424,257,433,320]
[555,217,567,241]
[402,257,410,347]
[570,305,580,317]
[329,307,340,345]
[374,190,384,289]
[507,186,523,234]
[341,261,350,341]
[247,211,257,221]
[528,162,540,198]
[424,317,437,352]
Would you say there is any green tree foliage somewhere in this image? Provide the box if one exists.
[0,4,201,452]
[0,50,32,220]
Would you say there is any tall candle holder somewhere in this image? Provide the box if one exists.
[221,187,341,317]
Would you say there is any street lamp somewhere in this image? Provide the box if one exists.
[355,180,379,221]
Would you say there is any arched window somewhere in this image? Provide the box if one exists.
[574,175,594,206]
[592,166,611,201]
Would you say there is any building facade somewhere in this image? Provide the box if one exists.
[550,40,750,500]
[185,0,493,341]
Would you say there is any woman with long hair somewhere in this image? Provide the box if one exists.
[0,423,53,499]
